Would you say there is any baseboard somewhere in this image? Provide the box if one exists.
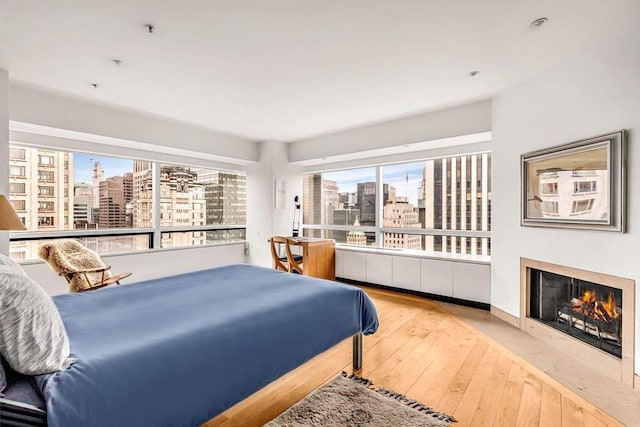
[337,277,490,311]
[490,305,520,328]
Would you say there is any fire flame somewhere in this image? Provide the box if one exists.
[571,290,619,322]
[603,292,619,319]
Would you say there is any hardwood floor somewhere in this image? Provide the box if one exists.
[204,287,623,427]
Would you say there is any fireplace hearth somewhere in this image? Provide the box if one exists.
[530,269,622,358]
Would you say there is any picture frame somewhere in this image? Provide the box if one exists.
[521,130,626,232]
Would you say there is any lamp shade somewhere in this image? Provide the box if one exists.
[0,195,26,230]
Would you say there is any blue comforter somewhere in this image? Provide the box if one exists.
[36,264,378,427]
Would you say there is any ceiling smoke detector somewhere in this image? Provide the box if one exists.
[530,17,548,29]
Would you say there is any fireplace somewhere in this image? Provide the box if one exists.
[529,269,622,358]
[520,258,635,386]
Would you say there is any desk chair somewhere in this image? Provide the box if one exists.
[285,238,304,275]
[269,236,303,273]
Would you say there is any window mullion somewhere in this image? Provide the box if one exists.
[152,162,162,249]
[375,165,383,248]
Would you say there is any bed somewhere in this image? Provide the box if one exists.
[0,264,379,426]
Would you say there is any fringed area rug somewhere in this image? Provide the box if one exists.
[265,372,456,426]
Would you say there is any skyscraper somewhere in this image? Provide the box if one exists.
[419,153,491,255]
[91,160,104,209]
[196,170,246,243]
[8,147,74,260]
[73,183,95,229]
[196,170,246,225]
[356,182,395,226]
[132,161,153,228]
[99,173,133,228]
[302,174,323,226]
[383,197,421,249]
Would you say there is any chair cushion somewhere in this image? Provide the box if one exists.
[0,254,74,375]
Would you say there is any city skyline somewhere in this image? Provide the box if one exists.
[9,147,247,261]
[304,153,492,255]
[322,162,424,206]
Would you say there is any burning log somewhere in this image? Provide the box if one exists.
[557,312,620,342]
[595,301,613,322]
[570,290,618,323]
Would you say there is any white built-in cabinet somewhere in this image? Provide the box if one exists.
[336,249,490,304]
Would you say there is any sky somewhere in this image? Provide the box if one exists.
[323,161,425,206]
[74,153,134,184]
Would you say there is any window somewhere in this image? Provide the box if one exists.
[38,186,55,196]
[9,183,25,194]
[572,199,594,214]
[38,170,55,181]
[38,155,54,166]
[303,153,492,256]
[38,216,55,227]
[10,200,25,212]
[38,201,55,211]
[303,167,376,246]
[542,201,559,214]
[574,181,597,193]
[10,165,25,177]
[541,183,558,195]
[10,148,26,160]
[161,230,246,248]
[9,145,247,261]
[158,164,247,248]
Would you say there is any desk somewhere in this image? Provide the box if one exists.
[287,237,335,281]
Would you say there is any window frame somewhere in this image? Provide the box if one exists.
[9,144,247,260]
[302,152,491,256]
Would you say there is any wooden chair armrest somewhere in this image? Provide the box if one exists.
[59,265,111,276]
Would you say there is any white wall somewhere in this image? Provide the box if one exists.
[0,70,9,255]
[22,243,246,295]
[288,100,491,162]
[246,141,303,267]
[491,24,640,373]
[10,130,246,173]
[9,83,258,163]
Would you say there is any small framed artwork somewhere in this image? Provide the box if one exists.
[274,179,287,209]
[521,130,626,232]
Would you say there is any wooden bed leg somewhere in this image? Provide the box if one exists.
[352,332,362,371]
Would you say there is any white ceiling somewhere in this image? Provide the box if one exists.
[0,1,637,142]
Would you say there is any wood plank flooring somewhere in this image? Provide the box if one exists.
[204,286,623,427]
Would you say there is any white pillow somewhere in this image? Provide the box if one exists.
[0,254,74,375]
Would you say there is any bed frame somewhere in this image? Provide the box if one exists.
[0,399,46,426]
[0,333,363,427]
